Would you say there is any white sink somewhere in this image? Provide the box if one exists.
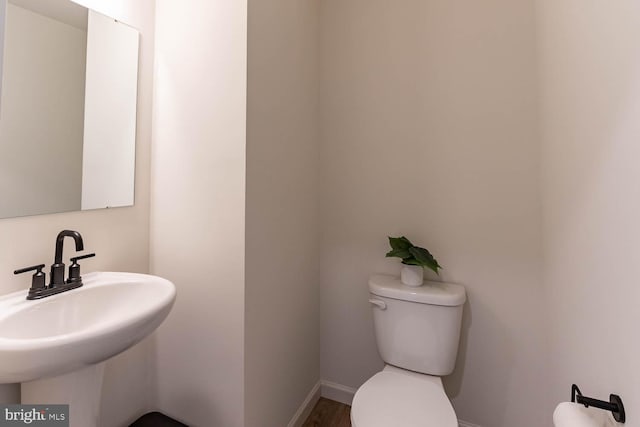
[0,271,175,383]
[0,271,176,427]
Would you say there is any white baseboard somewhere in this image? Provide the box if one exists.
[459,420,483,427]
[319,380,357,406]
[287,381,321,427]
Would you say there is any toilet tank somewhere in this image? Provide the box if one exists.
[368,274,466,376]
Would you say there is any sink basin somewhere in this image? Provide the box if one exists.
[0,271,176,383]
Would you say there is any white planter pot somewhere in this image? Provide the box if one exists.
[401,265,424,287]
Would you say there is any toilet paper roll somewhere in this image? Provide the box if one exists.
[553,402,619,427]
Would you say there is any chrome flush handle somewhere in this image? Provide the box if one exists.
[369,298,387,310]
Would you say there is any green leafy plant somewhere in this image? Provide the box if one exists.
[385,236,442,275]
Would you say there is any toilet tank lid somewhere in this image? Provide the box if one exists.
[369,274,466,306]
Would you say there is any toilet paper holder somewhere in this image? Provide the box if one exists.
[571,384,625,423]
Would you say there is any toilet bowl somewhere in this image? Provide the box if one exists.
[351,366,458,427]
[351,274,466,427]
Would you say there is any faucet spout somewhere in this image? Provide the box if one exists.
[50,230,84,286]
[54,230,84,265]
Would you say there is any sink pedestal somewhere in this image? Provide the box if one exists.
[22,363,105,427]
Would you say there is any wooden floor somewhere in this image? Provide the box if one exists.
[302,398,351,427]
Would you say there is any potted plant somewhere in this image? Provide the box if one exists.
[385,236,441,287]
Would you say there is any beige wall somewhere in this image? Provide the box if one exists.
[245,0,321,426]
[538,0,640,423]
[150,1,247,425]
[0,1,5,98]
[319,1,550,426]
[0,3,86,218]
[0,1,155,426]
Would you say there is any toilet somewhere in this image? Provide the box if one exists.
[351,274,466,427]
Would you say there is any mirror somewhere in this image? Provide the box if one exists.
[0,0,139,219]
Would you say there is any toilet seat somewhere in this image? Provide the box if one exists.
[351,367,458,427]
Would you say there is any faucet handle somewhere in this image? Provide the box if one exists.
[67,253,95,285]
[14,264,46,294]
[14,264,46,276]
[70,253,96,263]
